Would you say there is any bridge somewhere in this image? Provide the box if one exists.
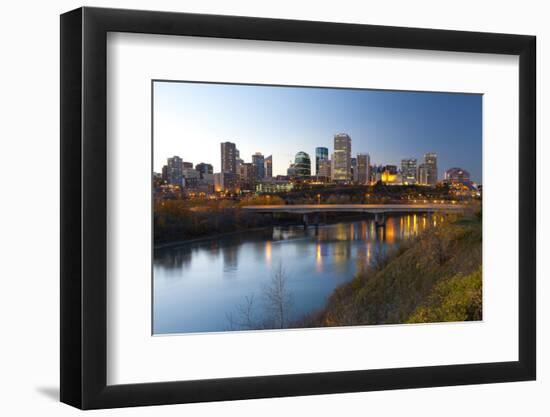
[242,204,466,228]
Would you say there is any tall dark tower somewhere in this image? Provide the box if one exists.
[424,152,438,185]
[315,147,329,176]
[220,141,237,174]
[333,133,352,182]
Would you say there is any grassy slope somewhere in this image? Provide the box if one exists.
[311,213,482,327]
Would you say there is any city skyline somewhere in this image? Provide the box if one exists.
[153,81,482,182]
[160,138,452,189]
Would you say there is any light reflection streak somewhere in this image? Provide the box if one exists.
[265,241,272,265]
[316,242,322,272]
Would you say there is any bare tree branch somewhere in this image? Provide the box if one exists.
[263,262,293,329]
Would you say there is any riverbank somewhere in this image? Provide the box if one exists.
[302,210,482,327]
[154,226,274,250]
[154,212,383,250]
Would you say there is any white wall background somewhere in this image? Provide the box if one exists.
[0,0,545,415]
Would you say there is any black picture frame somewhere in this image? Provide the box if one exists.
[60,6,536,410]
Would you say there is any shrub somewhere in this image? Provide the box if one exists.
[407,267,482,323]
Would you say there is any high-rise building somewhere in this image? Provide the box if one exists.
[252,152,265,180]
[235,149,243,172]
[200,172,214,186]
[214,173,222,192]
[356,153,370,184]
[166,156,183,186]
[318,159,331,181]
[214,172,239,193]
[293,151,311,178]
[221,142,237,174]
[385,165,398,174]
[315,147,329,176]
[332,133,352,182]
[161,165,169,183]
[239,162,256,191]
[401,158,418,185]
[418,163,428,185]
[424,152,438,185]
[195,163,213,179]
[182,168,200,188]
[287,163,296,177]
[351,157,358,182]
[182,161,193,169]
[264,155,273,179]
[372,165,383,183]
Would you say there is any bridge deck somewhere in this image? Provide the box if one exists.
[241,204,466,214]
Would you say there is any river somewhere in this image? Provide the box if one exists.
[153,213,443,334]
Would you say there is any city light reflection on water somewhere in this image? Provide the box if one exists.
[154,213,445,334]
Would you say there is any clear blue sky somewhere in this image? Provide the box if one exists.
[153,81,482,183]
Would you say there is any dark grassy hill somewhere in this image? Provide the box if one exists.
[308,211,482,327]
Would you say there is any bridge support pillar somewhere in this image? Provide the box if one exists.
[302,214,309,229]
[374,213,386,229]
[427,211,433,225]
[376,224,386,241]
[313,212,320,226]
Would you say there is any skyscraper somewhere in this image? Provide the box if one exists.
[332,133,352,182]
[214,172,238,193]
[264,155,273,178]
[221,142,237,174]
[315,147,329,176]
[356,153,371,184]
[424,152,438,185]
[287,163,297,178]
[195,162,213,179]
[318,159,331,181]
[385,165,398,174]
[418,163,428,185]
[351,157,358,182]
[239,162,256,191]
[166,155,183,186]
[182,167,200,188]
[401,158,417,185]
[293,151,311,178]
[235,150,243,175]
[252,152,265,180]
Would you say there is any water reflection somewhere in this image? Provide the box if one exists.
[315,242,322,272]
[265,241,272,265]
[154,214,440,334]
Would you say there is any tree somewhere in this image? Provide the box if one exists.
[431,227,451,266]
[226,294,257,330]
[263,263,293,329]
[226,264,294,330]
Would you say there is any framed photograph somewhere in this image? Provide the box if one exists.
[60,7,536,409]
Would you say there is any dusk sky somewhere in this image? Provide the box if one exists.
[153,81,482,183]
